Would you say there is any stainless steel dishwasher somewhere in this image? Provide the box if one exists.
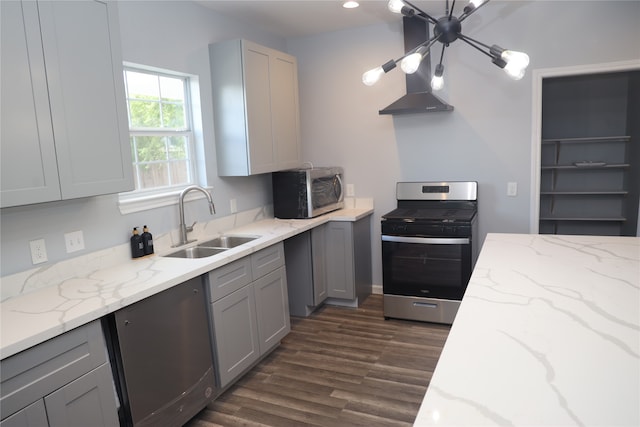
[105,276,217,427]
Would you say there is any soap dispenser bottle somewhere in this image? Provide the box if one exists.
[130,227,144,258]
[141,225,154,255]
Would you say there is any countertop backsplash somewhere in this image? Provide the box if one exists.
[0,204,274,301]
[0,198,371,302]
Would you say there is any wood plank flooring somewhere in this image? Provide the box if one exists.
[186,294,450,427]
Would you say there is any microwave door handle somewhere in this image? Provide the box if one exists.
[335,174,344,201]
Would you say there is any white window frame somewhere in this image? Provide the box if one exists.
[118,63,208,214]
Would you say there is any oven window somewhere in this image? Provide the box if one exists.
[382,240,472,300]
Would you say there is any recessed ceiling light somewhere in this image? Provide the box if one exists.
[343,1,359,9]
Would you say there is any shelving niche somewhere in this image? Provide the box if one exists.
[539,71,639,236]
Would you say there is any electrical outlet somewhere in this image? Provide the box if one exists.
[29,239,48,264]
[507,182,518,197]
[64,230,85,253]
[346,184,355,197]
[230,198,237,213]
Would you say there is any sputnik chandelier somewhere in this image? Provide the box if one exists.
[362,0,530,89]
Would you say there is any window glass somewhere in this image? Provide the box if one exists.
[123,67,195,191]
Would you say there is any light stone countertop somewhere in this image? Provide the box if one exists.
[414,233,640,427]
[0,205,373,359]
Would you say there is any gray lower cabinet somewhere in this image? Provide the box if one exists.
[0,320,119,427]
[284,225,328,317]
[208,243,290,389]
[325,218,372,304]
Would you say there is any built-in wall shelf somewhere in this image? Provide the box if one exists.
[541,191,629,195]
[541,164,630,170]
[540,217,626,222]
[541,135,631,144]
[538,71,639,236]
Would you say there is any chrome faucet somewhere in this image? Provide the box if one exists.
[174,185,216,247]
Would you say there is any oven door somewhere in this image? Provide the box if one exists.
[381,235,473,300]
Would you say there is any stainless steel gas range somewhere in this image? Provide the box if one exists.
[381,181,478,325]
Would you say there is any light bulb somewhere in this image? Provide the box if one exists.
[464,0,487,13]
[343,1,359,8]
[362,66,384,86]
[431,75,444,90]
[501,50,529,80]
[388,0,405,14]
[400,52,423,74]
[431,63,444,90]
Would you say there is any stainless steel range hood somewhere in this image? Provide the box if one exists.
[379,17,453,115]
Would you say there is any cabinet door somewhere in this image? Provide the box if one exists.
[243,42,275,175]
[0,400,48,427]
[326,222,355,299]
[38,0,133,199]
[211,286,260,388]
[254,267,290,354]
[44,363,119,427]
[311,225,328,305]
[0,0,61,207]
[270,53,301,170]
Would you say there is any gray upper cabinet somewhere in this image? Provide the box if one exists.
[0,0,133,208]
[209,39,301,176]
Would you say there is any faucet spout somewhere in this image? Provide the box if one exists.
[174,185,216,247]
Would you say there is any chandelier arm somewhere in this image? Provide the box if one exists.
[403,0,438,24]
[396,33,440,63]
[448,0,456,20]
[459,0,491,23]
[457,33,494,59]
[458,33,495,59]
[438,44,446,65]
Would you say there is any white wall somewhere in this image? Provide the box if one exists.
[286,0,640,286]
[0,1,286,275]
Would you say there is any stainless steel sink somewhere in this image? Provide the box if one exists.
[198,235,257,249]
[164,247,228,259]
[163,235,258,259]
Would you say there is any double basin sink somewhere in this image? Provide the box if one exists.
[164,235,257,259]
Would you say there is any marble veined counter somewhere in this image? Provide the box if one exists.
[414,233,640,426]
[0,203,373,359]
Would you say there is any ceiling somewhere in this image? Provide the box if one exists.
[196,0,423,38]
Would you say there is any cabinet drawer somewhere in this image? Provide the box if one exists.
[0,320,107,419]
[251,242,284,279]
[207,256,253,302]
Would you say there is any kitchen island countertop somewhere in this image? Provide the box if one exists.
[0,206,373,359]
[414,233,640,426]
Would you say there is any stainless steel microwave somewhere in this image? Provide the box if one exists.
[272,167,344,219]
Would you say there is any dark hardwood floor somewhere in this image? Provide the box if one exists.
[186,294,450,427]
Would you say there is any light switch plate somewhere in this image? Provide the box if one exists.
[346,184,355,197]
[507,182,518,197]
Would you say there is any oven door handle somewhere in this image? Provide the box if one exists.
[381,235,470,245]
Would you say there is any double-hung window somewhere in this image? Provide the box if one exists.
[119,65,202,213]
[124,66,195,192]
